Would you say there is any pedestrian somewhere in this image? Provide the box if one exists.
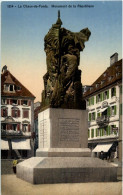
[12,158,18,174]
[100,151,104,160]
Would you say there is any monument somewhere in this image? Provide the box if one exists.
[17,11,117,184]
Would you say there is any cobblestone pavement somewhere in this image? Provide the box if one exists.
[1,175,122,195]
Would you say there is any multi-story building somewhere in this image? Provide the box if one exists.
[1,66,35,159]
[84,53,122,160]
[34,102,41,154]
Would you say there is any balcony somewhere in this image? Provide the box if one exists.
[1,129,31,138]
[96,115,109,127]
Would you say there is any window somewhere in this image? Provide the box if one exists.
[96,129,99,137]
[11,108,20,118]
[4,84,15,92]
[13,124,17,131]
[2,99,7,105]
[111,106,116,116]
[4,84,9,91]
[89,97,94,106]
[22,124,30,132]
[96,84,99,88]
[23,100,28,105]
[96,93,103,103]
[23,110,29,118]
[10,85,14,91]
[91,112,95,121]
[91,129,94,138]
[1,107,8,117]
[108,76,113,82]
[1,124,7,130]
[111,125,117,135]
[101,80,105,85]
[22,124,28,132]
[103,90,109,100]
[111,87,116,97]
[17,86,21,91]
[13,99,18,105]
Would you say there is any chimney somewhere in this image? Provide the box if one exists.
[2,65,8,73]
[110,53,118,66]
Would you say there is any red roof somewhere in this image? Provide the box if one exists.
[84,59,122,97]
[1,70,35,98]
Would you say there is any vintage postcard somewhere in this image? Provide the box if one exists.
[1,1,122,195]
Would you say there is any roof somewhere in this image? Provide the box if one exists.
[1,70,35,98]
[84,59,122,98]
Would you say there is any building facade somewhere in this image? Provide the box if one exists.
[84,54,122,161]
[1,66,35,159]
[34,102,41,154]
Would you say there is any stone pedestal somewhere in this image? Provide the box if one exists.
[17,108,117,184]
[37,108,88,149]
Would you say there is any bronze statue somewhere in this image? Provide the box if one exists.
[41,11,91,109]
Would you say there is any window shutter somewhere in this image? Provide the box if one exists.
[96,95,97,103]
[108,126,111,135]
[107,107,110,117]
[120,86,122,94]
[103,93,105,100]
[91,129,92,138]
[94,112,95,120]
[102,129,104,136]
[11,109,14,117]
[107,90,109,99]
[10,99,13,105]
[21,100,23,105]
[106,126,108,135]
[120,104,122,115]
[5,109,8,117]
[92,129,94,138]
[1,109,3,117]
[29,100,31,106]
[18,110,20,117]
[114,106,117,115]
[89,98,91,106]
[114,88,116,96]
[100,129,102,136]
[28,124,31,132]
[88,130,90,138]
[100,93,103,101]
[89,113,91,121]
[18,100,20,105]
[7,99,9,104]
[23,110,29,118]
[17,124,20,131]
[96,129,98,137]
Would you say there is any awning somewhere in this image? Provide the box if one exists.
[92,143,113,152]
[12,139,31,150]
[1,139,9,150]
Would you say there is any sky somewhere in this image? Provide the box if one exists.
[1,1,122,102]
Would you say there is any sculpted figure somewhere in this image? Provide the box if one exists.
[41,11,91,109]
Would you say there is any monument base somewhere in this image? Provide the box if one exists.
[36,148,91,157]
[17,157,117,184]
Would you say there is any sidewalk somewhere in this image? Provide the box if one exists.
[1,175,122,195]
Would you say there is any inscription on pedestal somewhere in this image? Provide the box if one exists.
[59,118,80,142]
[39,119,48,147]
